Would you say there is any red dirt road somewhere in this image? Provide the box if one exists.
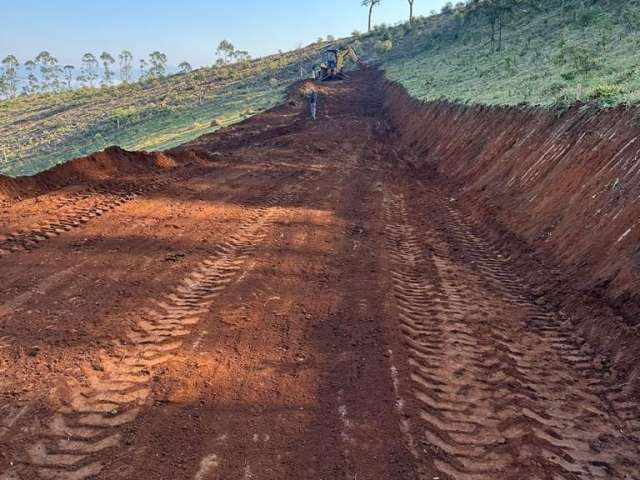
[1,70,639,480]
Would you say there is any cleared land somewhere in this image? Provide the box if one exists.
[1,70,638,480]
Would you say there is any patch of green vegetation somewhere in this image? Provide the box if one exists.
[0,46,320,176]
[352,0,640,107]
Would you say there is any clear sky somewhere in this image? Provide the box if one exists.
[1,0,450,67]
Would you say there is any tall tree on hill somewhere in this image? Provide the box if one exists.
[100,52,116,86]
[119,50,133,83]
[148,51,167,79]
[362,0,381,32]
[63,65,75,90]
[469,0,538,52]
[178,61,192,74]
[35,51,61,92]
[234,50,251,63]
[216,40,235,64]
[1,55,20,98]
[407,0,415,25]
[79,53,99,87]
[23,60,40,94]
[139,59,148,81]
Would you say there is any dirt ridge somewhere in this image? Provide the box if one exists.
[383,80,640,395]
[0,147,176,202]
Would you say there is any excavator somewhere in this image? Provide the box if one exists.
[316,46,361,81]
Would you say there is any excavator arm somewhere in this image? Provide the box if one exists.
[336,46,360,71]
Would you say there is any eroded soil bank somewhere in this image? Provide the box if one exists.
[383,81,640,394]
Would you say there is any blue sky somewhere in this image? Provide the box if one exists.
[1,0,450,67]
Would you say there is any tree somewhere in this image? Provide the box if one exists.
[35,51,61,92]
[216,40,235,64]
[178,61,192,74]
[407,0,415,25]
[0,74,6,100]
[148,51,167,79]
[63,65,75,90]
[119,50,133,83]
[468,0,538,52]
[100,52,116,86]
[441,1,454,14]
[233,50,251,63]
[139,58,148,81]
[1,55,19,98]
[79,53,99,87]
[362,0,381,32]
[23,60,40,94]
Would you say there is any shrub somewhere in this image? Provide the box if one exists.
[588,84,622,105]
[555,43,599,74]
[376,40,394,53]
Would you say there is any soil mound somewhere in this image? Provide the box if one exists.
[0,146,176,201]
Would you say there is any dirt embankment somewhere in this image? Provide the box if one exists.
[0,147,177,201]
[384,81,640,385]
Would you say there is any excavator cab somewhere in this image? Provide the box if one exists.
[319,47,359,82]
[323,49,339,70]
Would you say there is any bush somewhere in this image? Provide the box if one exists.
[555,43,599,75]
[588,84,622,105]
[376,40,394,53]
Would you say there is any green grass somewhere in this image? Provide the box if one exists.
[353,0,640,107]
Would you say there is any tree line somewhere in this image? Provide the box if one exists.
[0,40,249,100]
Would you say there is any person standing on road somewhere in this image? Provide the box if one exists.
[308,91,318,120]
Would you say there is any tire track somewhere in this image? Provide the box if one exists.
[383,188,640,479]
[0,180,171,257]
[2,172,316,480]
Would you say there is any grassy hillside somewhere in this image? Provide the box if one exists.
[0,46,320,176]
[356,0,640,106]
[3,0,639,177]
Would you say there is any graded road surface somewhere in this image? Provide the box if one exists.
[1,70,639,480]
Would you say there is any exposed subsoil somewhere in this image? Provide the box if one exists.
[1,69,639,480]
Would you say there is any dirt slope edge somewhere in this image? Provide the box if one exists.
[383,81,640,394]
[0,147,177,201]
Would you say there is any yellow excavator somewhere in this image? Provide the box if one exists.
[317,46,361,81]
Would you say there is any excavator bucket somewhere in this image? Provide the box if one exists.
[320,70,348,82]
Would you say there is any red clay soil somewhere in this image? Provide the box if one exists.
[0,69,639,480]
[0,147,176,202]
[384,83,640,395]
